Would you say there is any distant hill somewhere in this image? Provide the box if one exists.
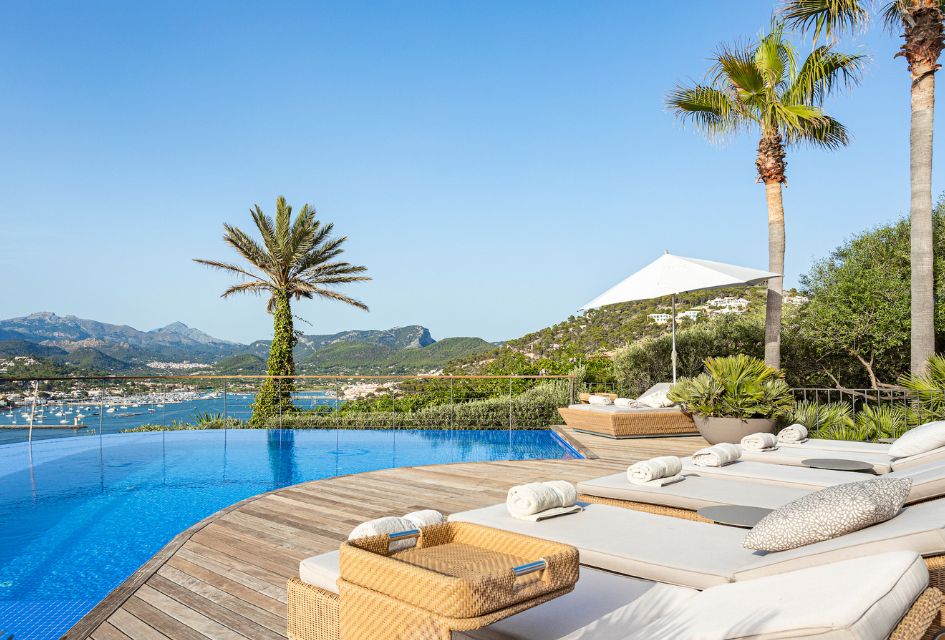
[0,340,68,358]
[60,347,133,371]
[213,353,267,374]
[300,336,494,374]
[0,314,493,376]
[0,312,242,364]
[248,325,435,361]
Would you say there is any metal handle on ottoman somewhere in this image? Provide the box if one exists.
[512,559,546,577]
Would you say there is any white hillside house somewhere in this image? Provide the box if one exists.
[648,313,671,325]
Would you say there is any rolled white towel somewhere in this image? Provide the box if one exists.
[403,509,445,529]
[544,480,577,506]
[778,424,809,444]
[349,516,417,551]
[741,432,778,451]
[587,395,613,406]
[691,443,742,467]
[506,481,576,518]
[627,456,683,484]
[614,397,635,407]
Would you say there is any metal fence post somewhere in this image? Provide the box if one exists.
[508,377,513,430]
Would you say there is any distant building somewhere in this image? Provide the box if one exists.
[707,296,750,308]
[648,313,671,325]
[678,310,700,321]
[785,295,810,306]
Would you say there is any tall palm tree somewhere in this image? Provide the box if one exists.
[668,23,864,369]
[782,0,945,375]
[195,196,370,423]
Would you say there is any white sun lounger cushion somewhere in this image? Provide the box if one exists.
[738,446,896,474]
[576,472,811,511]
[299,550,340,594]
[803,438,891,454]
[680,458,860,488]
[455,567,698,640]
[450,503,757,588]
[624,551,929,640]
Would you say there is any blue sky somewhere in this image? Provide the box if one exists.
[0,1,938,343]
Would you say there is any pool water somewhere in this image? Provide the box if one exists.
[0,428,579,639]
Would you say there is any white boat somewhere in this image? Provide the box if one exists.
[106,407,116,413]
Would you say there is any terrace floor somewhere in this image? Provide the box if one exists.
[65,428,707,640]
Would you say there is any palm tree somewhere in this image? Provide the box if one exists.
[782,0,945,375]
[668,23,864,369]
[195,196,370,423]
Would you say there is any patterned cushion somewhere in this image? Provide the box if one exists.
[743,477,912,552]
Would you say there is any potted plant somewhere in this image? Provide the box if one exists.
[668,354,793,444]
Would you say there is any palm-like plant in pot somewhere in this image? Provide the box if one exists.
[668,355,794,444]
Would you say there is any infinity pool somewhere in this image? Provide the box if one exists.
[0,428,579,639]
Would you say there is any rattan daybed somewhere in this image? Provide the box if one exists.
[557,404,697,438]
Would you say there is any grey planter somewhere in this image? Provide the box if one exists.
[693,415,777,445]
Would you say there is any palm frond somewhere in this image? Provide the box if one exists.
[191,258,270,284]
[715,45,766,96]
[787,113,851,149]
[754,24,795,90]
[221,281,272,299]
[788,46,866,103]
[781,0,870,41]
[196,197,370,313]
[223,224,273,273]
[667,85,745,139]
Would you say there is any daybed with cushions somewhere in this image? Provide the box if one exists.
[559,384,697,438]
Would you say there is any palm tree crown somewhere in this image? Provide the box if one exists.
[194,196,370,313]
[667,24,864,183]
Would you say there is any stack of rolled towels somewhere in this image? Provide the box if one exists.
[691,442,741,467]
[349,509,446,551]
[627,456,683,486]
[778,423,809,444]
[741,432,778,452]
[506,480,581,521]
[587,395,613,406]
[614,397,636,408]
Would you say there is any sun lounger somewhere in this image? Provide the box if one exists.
[449,498,945,588]
[291,545,941,640]
[576,459,945,521]
[738,443,945,474]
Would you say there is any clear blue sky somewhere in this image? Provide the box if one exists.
[0,1,938,344]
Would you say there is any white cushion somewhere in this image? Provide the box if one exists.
[576,472,811,511]
[299,550,340,593]
[744,478,912,552]
[636,383,674,408]
[681,458,862,489]
[450,503,752,588]
[738,446,894,474]
[806,439,891,454]
[456,567,697,640]
[624,551,928,640]
[890,421,945,458]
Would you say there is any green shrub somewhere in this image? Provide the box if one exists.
[790,400,853,434]
[668,355,793,420]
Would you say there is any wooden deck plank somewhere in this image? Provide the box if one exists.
[71,429,705,639]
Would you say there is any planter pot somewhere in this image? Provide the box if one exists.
[693,416,777,445]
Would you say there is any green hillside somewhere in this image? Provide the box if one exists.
[61,347,132,371]
[0,340,68,358]
[300,337,494,374]
[213,353,266,374]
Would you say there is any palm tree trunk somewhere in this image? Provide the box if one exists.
[910,59,937,375]
[757,132,787,371]
[764,181,785,370]
[251,290,297,424]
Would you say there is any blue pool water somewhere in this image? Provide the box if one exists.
[0,428,579,638]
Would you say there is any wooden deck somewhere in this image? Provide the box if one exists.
[66,428,706,640]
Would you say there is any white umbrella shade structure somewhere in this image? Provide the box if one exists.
[580,253,779,383]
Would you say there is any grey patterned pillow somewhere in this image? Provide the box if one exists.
[743,477,912,552]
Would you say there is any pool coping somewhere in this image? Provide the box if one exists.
[62,426,587,638]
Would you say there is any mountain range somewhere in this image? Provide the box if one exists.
[0,313,494,375]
